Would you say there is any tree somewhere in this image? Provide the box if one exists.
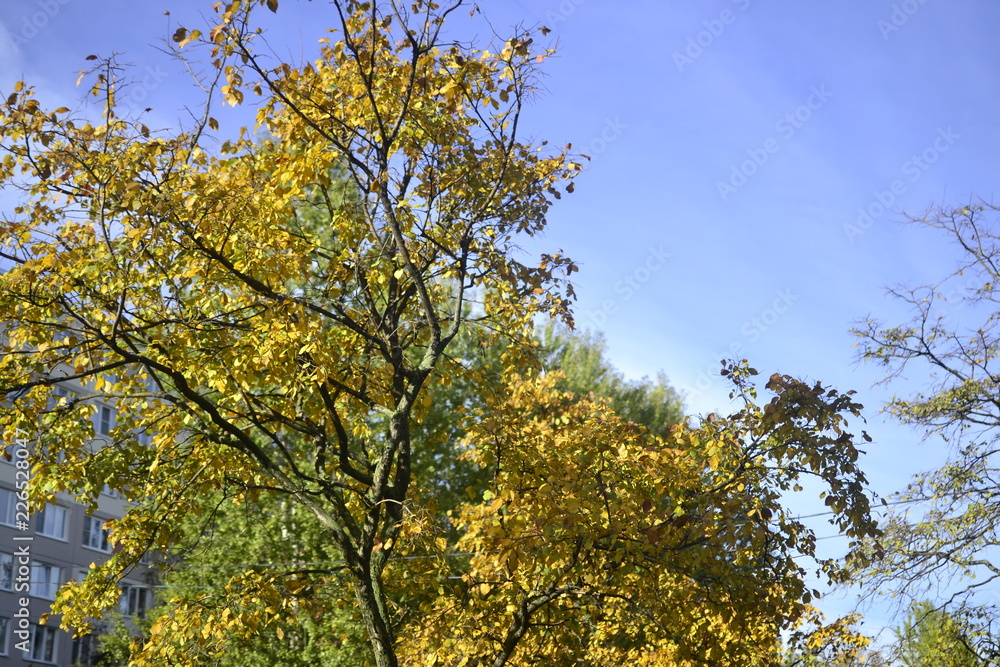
[783,609,881,667]
[538,325,685,437]
[0,3,578,665]
[894,601,981,667]
[852,201,1000,662]
[0,2,879,665]
[141,326,684,667]
[401,363,880,666]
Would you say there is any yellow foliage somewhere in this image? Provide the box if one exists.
[0,2,876,666]
[400,366,881,666]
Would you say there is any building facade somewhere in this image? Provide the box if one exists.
[0,403,153,666]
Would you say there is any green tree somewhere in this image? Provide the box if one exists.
[852,202,1000,662]
[539,325,685,436]
[894,602,981,667]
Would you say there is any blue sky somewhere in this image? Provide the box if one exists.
[3,0,998,639]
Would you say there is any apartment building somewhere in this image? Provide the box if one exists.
[0,399,154,666]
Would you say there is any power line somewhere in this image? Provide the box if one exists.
[791,495,944,521]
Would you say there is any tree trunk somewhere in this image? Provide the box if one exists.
[354,568,398,667]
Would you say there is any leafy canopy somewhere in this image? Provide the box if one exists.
[0,1,577,664]
[0,1,879,665]
[402,363,881,666]
[133,325,684,667]
[893,601,981,667]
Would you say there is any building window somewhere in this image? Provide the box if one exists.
[0,616,8,656]
[0,490,18,527]
[51,386,73,406]
[120,585,149,618]
[29,563,61,600]
[96,404,116,436]
[0,553,12,591]
[71,633,94,665]
[82,516,110,552]
[27,624,57,663]
[36,504,67,540]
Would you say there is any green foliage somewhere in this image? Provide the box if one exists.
[151,498,370,667]
[85,612,155,667]
[538,325,685,437]
[895,602,981,667]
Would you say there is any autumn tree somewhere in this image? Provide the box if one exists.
[783,609,880,667]
[0,1,880,665]
[0,2,578,665]
[399,363,881,666]
[136,326,684,667]
[852,201,1000,662]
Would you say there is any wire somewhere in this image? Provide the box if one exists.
[790,495,940,521]
[137,496,970,572]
